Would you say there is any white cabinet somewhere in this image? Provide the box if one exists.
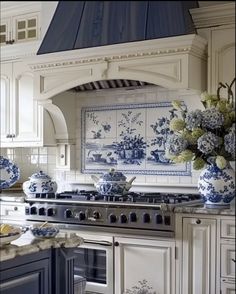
[0,202,26,218]
[0,60,55,147]
[221,280,235,294]
[176,214,235,294]
[114,237,175,294]
[177,217,217,294]
[0,11,40,45]
[220,218,235,294]
[209,25,235,95]
[190,3,235,95]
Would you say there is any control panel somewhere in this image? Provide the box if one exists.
[25,203,174,232]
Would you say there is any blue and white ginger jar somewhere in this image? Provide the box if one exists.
[23,171,57,196]
[198,163,235,208]
[91,168,136,195]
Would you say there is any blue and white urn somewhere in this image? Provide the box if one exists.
[91,168,136,196]
[198,163,235,208]
[23,171,57,196]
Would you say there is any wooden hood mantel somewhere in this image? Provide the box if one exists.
[27,34,207,144]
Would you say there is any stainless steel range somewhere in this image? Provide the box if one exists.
[25,190,202,237]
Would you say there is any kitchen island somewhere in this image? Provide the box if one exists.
[0,231,84,294]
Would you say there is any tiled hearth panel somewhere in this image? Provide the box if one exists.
[81,102,190,175]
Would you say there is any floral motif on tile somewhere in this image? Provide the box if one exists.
[81,102,191,175]
[124,279,157,294]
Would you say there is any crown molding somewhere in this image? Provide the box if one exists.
[190,2,235,29]
[0,1,41,17]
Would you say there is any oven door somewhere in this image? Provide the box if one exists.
[61,230,114,294]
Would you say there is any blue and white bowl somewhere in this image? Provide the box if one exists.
[30,225,59,239]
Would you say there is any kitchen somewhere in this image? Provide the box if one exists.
[0,1,235,294]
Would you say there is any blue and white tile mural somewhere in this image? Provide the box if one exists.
[81,102,191,175]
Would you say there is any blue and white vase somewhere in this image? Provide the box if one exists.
[198,163,235,208]
[23,171,57,197]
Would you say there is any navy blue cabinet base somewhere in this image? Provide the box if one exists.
[0,248,76,294]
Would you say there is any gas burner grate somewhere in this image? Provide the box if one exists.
[53,190,201,204]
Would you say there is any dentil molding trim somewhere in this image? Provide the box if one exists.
[190,2,235,29]
[27,34,207,71]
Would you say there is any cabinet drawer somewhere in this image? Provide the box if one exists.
[221,278,235,294]
[0,204,25,217]
[221,244,235,278]
[221,219,235,238]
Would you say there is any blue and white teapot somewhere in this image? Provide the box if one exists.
[23,171,57,196]
[91,168,136,196]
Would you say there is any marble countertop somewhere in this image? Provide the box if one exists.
[0,230,83,262]
[174,204,235,215]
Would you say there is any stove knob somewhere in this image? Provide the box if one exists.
[129,212,137,222]
[156,214,163,224]
[30,206,37,215]
[25,207,30,215]
[120,214,127,223]
[109,214,117,223]
[78,211,86,221]
[65,209,73,218]
[47,208,55,216]
[38,207,45,216]
[93,211,100,219]
[143,213,151,223]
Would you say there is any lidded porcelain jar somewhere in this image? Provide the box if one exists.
[91,168,136,195]
[23,171,57,196]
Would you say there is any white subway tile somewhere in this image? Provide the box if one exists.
[39,147,47,154]
[145,176,157,184]
[156,176,169,184]
[179,177,192,184]
[168,177,180,184]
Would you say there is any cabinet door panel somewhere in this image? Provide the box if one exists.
[0,273,40,294]
[115,237,175,294]
[182,218,217,294]
[221,244,235,278]
[210,26,235,96]
[0,63,12,141]
[13,61,40,142]
[221,279,235,294]
[0,259,49,294]
[0,18,10,45]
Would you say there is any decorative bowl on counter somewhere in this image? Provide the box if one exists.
[30,223,59,239]
[23,171,57,196]
[91,168,136,195]
[0,224,22,246]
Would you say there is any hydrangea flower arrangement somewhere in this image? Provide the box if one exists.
[165,79,235,170]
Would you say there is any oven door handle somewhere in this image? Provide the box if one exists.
[83,239,113,246]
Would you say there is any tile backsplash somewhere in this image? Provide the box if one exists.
[0,147,57,184]
[1,85,205,193]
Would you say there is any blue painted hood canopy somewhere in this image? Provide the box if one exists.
[38,1,198,55]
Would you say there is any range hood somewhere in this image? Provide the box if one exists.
[38,1,199,54]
